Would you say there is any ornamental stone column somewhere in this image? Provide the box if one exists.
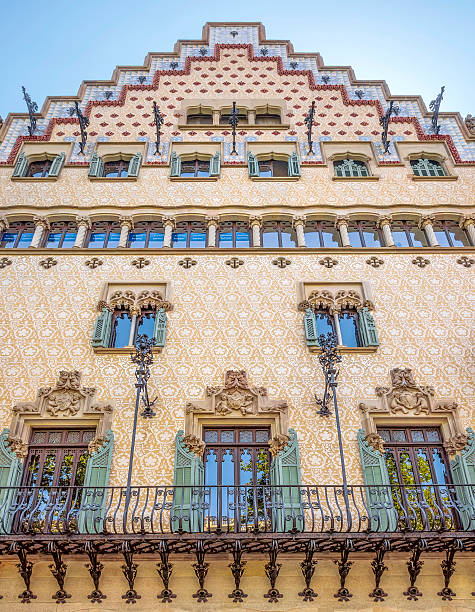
[335,216,351,247]
[377,216,395,247]
[118,217,133,248]
[30,217,50,248]
[460,215,475,246]
[73,216,91,248]
[162,217,176,248]
[206,216,219,248]
[247,109,256,125]
[212,110,220,125]
[419,216,439,247]
[292,215,306,247]
[250,216,262,247]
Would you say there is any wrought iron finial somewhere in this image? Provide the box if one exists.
[355,90,364,99]
[321,75,330,84]
[199,47,208,56]
[304,101,316,154]
[229,101,240,156]
[68,101,90,155]
[429,86,445,134]
[230,30,238,38]
[290,61,298,70]
[379,101,399,154]
[170,61,178,70]
[314,333,341,417]
[22,86,38,136]
[152,101,164,155]
[104,91,113,100]
[260,47,269,56]
[137,76,146,84]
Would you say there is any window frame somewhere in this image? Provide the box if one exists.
[87,221,121,248]
[218,221,252,248]
[127,221,165,248]
[179,158,211,178]
[171,220,208,248]
[304,220,342,248]
[186,113,213,125]
[261,220,296,248]
[390,220,428,248]
[26,159,53,178]
[347,220,384,247]
[255,112,281,125]
[410,158,446,177]
[333,158,370,178]
[258,158,288,178]
[43,221,78,249]
[432,220,469,247]
[103,159,129,178]
[0,221,35,248]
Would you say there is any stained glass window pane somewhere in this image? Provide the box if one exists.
[411,430,424,442]
[378,429,390,442]
[221,431,235,443]
[426,429,440,442]
[204,430,218,443]
[32,431,48,444]
[391,430,406,442]
[48,432,62,444]
[83,431,95,443]
[239,431,253,443]
[255,431,269,443]
[67,431,81,443]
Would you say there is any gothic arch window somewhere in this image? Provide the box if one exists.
[347,220,383,247]
[247,151,301,178]
[333,158,369,178]
[12,151,65,179]
[172,220,207,248]
[410,158,446,177]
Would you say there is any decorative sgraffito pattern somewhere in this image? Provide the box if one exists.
[0,253,472,487]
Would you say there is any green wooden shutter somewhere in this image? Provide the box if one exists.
[170,151,181,177]
[88,152,104,177]
[152,308,167,347]
[78,430,114,534]
[48,152,66,177]
[303,308,319,347]
[0,429,23,534]
[450,427,475,530]
[247,152,259,177]
[358,308,379,347]
[209,151,221,176]
[127,152,142,177]
[171,431,204,532]
[92,308,113,348]
[12,152,29,177]
[288,151,301,177]
[270,428,303,532]
[357,429,397,532]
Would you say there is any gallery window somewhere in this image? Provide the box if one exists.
[255,112,281,125]
[432,220,470,247]
[309,308,361,347]
[348,220,383,247]
[304,221,341,247]
[128,221,164,248]
[87,221,121,248]
[220,109,248,124]
[410,158,446,177]
[218,221,251,248]
[391,220,428,247]
[92,305,168,349]
[261,220,296,247]
[186,112,213,125]
[333,158,369,178]
[0,221,35,248]
[171,221,207,248]
[44,222,77,248]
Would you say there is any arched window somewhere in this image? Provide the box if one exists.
[180,158,211,178]
[87,221,121,248]
[12,152,65,179]
[218,221,251,248]
[314,308,335,336]
[187,112,213,125]
[255,112,281,125]
[410,158,446,177]
[27,159,53,178]
[304,221,341,247]
[103,158,130,178]
[338,309,360,347]
[333,158,369,178]
[88,152,142,179]
[128,221,164,248]
[432,220,470,247]
[109,307,164,349]
[172,221,207,248]
[44,221,77,248]
[391,220,427,247]
[261,220,296,247]
[348,220,383,247]
[1,221,35,248]
[247,152,300,178]
[258,159,288,178]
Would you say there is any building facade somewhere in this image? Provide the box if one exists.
[0,22,473,610]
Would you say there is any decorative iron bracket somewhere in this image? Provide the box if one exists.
[48,542,71,603]
[68,101,90,155]
[368,539,390,601]
[156,541,176,603]
[379,101,399,154]
[153,102,164,155]
[22,86,38,136]
[192,541,212,602]
[438,539,463,601]
[228,540,247,602]
[264,540,282,602]
[334,539,354,601]
[85,541,106,603]
[11,543,37,604]
[298,539,318,601]
[304,101,316,154]
[121,541,141,603]
[404,538,427,600]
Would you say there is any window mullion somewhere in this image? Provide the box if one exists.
[333,312,343,345]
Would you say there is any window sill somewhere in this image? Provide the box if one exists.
[178,124,290,130]
[169,176,219,181]
[331,176,379,181]
[88,176,138,181]
[409,175,458,181]
[11,176,59,182]
[250,176,300,181]
[309,345,378,354]
[93,346,162,355]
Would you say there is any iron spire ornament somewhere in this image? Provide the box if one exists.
[429,86,445,134]
[68,101,90,155]
[21,86,38,136]
[304,101,316,154]
[228,101,240,156]
[379,101,399,154]
[152,102,164,155]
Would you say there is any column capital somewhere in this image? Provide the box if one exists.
[75,216,91,229]
[162,216,176,229]
[33,216,50,230]
[377,215,392,228]
[292,215,306,228]
[335,216,350,229]
[119,216,134,229]
[0,216,9,232]
[249,215,262,228]
[419,215,435,230]
[205,216,219,227]
[459,215,475,229]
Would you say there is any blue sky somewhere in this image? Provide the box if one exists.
[1,0,473,120]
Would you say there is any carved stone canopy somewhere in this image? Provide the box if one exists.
[98,289,173,316]
[184,370,290,457]
[8,371,114,457]
[298,289,373,315]
[359,368,467,456]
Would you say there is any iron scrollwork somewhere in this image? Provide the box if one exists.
[68,101,90,155]
[334,539,354,601]
[156,541,176,603]
[192,541,212,602]
[228,540,247,602]
[298,539,318,601]
[48,542,71,603]
[264,540,282,602]
[437,539,463,601]
[368,539,390,601]
[85,541,106,603]
[228,101,240,156]
[403,538,427,600]
[11,543,37,604]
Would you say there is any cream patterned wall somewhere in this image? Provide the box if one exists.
[0,252,472,486]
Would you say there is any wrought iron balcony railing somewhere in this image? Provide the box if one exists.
[0,483,473,536]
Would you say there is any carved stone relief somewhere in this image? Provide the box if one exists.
[298,288,373,314]
[358,368,467,456]
[98,289,173,316]
[8,371,114,457]
[184,370,290,456]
